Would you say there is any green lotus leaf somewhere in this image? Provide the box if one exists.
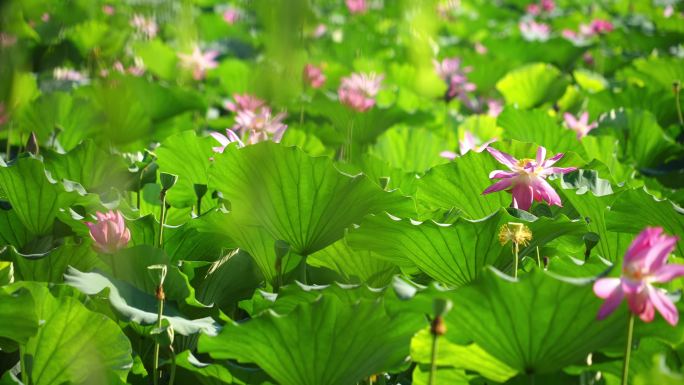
[200,293,423,385]
[369,126,449,173]
[496,63,568,109]
[0,286,39,346]
[497,107,584,156]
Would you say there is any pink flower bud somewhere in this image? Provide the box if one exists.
[86,210,131,254]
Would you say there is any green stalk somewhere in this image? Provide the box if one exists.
[514,243,519,279]
[428,333,439,385]
[674,81,683,129]
[157,191,167,248]
[152,289,165,385]
[20,344,27,384]
[621,314,635,385]
[536,246,541,269]
[168,348,177,385]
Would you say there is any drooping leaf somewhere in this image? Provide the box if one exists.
[7,243,102,283]
[200,294,423,385]
[0,286,39,346]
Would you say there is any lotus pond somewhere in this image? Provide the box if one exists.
[0,0,683,384]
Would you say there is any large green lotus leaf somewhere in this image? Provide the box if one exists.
[64,267,219,336]
[7,243,102,283]
[495,63,568,109]
[196,210,300,285]
[155,130,215,207]
[308,237,399,287]
[369,126,449,173]
[163,219,234,263]
[355,154,419,196]
[348,210,587,286]
[447,268,624,374]
[19,283,132,385]
[588,86,678,128]
[44,140,130,193]
[596,109,682,168]
[0,209,32,250]
[581,136,633,184]
[208,142,413,255]
[573,69,608,93]
[174,350,275,385]
[200,294,423,385]
[497,107,584,156]
[416,151,509,219]
[16,92,100,151]
[0,157,83,236]
[606,188,684,257]
[117,76,206,123]
[0,286,38,345]
[410,328,516,383]
[347,211,507,286]
[619,57,684,91]
[557,171,632,261]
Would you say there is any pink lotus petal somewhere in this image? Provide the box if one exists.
[594,278,621,298]
[483,178,514,195]
[596,283,624,320]
[486,147,519,169]
[511,183,534,210]
[654,264,684,283]
[647,286,679,326]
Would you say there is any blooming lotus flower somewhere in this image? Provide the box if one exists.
[178,46,219,80]
[303,64,326,88]
[102,5,115,15]
[564,112,598,139]
[440,131,497,160]
[594,227,682,325]
[53,67,88,82]
[474,42,488,55]
[346,0,368,14]
[540,0,555,12]
[86,210,131,254]
[223,8,240,24]
[482,146,576,210]
[130,14,157,39]
[526,3,541,15]
[664,5,674,18]
[433,57,476,103]
[210,129,244,152]
[232,108,287,145]
[519,20,550,42]
[338,72,383,112]
[487,99,503,117]
[224,93,265,113]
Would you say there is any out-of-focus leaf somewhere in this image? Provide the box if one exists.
[496,63,567,109]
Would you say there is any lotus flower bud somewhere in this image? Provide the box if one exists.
[86,210,131,254]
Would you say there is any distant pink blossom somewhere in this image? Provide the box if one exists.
[474,42,488,54]
[102,5,115,15]
[338,72,383,112]
[211,129,244,152]
[53,67,87,82]
[540,0,555,12]
[346,0,368,14]
[233,108,288,145]
[433,57,476,103]
[526,4,541,16]
[224,93,265,113]
[313,24,327,38]
[594,227,682,325]
[482,146,576,210]
[178,46,219,80]
[130,14,158,39]
[440,131,496,160]
[582,52,594,66]
[664,5,674,18]
[590,19,614,34]
[519,20,550,41]
[41,13,50,22]
[487,99,503,117]
[223,8,240,24]
[86,210,131,254]
[436,0,459,19]
[564,112,598,139]
[303,63,326,88]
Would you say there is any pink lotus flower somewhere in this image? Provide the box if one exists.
[564,111,598,139]
[223,8,240,24]
[346,0,368,14]
[487,99,503,117]
[130,14,158,39]
[519,20,550,41]
[540,0,555,12]
[482,146,576,210]
[526,4,541,16]
[303,63,326,88]
[338,72,383,112]
[440,131,497,160]
[41,13,50,22]
[664,5,674,18]
[313,24,327,38]
[590,19,614,34]
[102,5,115,15]
[53,67,88,82]
[86,210,131,254]
[224,93,265,113]
[211,129,244,152]
[433,57,476,103]
[232,108,287,145]
[594,227,682,325]
[178,46,219,80]
[474,42,488,55]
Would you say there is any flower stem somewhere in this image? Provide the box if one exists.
[514,242,519,279]
[621,313,635,385]
[536,246,541,269]
[346,118,355,163]
[152,286,165,385]
[157,191,167,248]
[168,347,177,385]
[428,332,439,385]
[674,81,683,129]
[20,344,27,384]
